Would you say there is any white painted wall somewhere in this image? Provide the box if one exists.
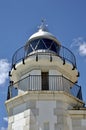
[72,118,86,130]
[49,69,61,75]
[36,101,57,130]
[6,91,86,130]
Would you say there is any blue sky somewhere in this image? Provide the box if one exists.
[0,0,86,129]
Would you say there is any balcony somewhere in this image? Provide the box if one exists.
[11,40,76,69]
[7,75,82,100]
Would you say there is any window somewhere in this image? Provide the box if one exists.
[41,72,49,90]
[26,38,60,55]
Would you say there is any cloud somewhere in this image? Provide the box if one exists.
[79,43,86,56]
[0,59,10,85]
[71,37,86,56]
[70,37,83,47]
[1,127,7,130]
[3,117,8,122]
[0,117,8,130]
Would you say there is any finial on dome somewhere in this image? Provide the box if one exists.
[38,18,48,31]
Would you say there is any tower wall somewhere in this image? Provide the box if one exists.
[6,91,86,130]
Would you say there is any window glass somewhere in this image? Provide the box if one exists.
[43,38,53,49]
[26,38,60,54]
[36,39,46,50]
[27,44,33,54]
[30,39,39,49]
[50,42,57,53]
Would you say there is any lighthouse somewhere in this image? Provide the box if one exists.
[5,21,86,130]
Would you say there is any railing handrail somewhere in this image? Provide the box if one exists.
[9,74,78,86]
[7,75,82,100]
[11,45,76,68]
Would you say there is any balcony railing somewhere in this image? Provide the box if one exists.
[7,75,82,100]
[12,45,76,68]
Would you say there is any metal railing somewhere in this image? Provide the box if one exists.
[12,45,76,68]
[7,75,82,100]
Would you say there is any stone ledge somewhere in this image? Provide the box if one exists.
[5,91,84,113]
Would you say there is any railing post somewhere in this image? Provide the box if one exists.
[50,54,52,62]
[62,46,64,60]
[28,75,30,91]
[62,75,64,91]
[7,86,11,100]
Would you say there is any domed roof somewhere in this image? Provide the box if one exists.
[26,21,61,46]
[29,29,60,44]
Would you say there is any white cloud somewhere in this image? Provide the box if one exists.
[1,127,7,130]
[70,37,83,47]
[3,117,8,122]
[0,59,10,85]
[71,37,86,56]
[79,43,86,56]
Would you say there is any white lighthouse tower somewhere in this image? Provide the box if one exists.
[5,21,86,130]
